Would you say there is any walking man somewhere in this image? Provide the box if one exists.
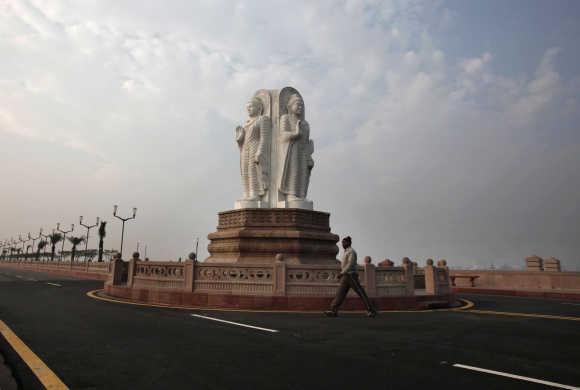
[325,236,377,317]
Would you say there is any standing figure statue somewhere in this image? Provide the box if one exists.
[236,97,271,202]
[279,93,314,202]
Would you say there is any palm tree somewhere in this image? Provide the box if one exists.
[98,221,107,262]
[36,241,48,261]
[49,233,63,262]
[68,236,85,263]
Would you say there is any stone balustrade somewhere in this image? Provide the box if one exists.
[107,258,453,298]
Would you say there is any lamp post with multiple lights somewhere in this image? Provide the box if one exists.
[18,235,27,261]
[79,216,100,262]
[29,230,41,258]
[39,228,51,261]
[113,205,137,259]
[56,223,74,261]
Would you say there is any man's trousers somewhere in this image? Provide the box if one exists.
[330,273,374,312]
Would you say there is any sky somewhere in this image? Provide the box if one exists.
[1,0,579,270]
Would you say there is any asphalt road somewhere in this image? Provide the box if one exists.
[0,267,579,390]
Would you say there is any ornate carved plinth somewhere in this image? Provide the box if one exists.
[205,208,339,264]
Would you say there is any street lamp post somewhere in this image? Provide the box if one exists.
[39,229,50,262]
[18,235,27,261]
[79,216,100,262]
[56,223,74,262]
[29,230,41,258]
[10,238,16,261]
[113,205,137,260]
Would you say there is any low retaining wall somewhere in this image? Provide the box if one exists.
[450,269,580,291]
[0,261,110,281]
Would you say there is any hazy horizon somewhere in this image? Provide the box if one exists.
[1,1,579,270]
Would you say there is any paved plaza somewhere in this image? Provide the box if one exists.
[0,268,578,389]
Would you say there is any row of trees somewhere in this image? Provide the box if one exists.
[1,221,109,262]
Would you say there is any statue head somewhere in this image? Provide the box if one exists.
[287,94,304,117]
[246,97,263,117]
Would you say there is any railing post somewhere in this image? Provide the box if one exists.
[424,259,437,295]
[273,254,286,296]
[184,259,195,292]
[402,258,415,296]
[127,257,137,287]
[363,257,377,297]
[109,257,125,285]
[437,259,452,289]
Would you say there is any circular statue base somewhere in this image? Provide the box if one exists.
[103,283,454,311]
[205,208,340,265]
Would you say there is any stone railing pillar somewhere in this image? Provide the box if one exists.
[402,258,415,295]
[437,259,452,287]
[109,258,126,285]
[127,258,137,287]
[424,259,437,295]
[184,259,195,292]
[273,254,287,296]
[363,257,377,297]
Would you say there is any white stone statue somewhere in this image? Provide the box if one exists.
[278,92,314,206]
[234,87,314,210]
[235,96,271,208]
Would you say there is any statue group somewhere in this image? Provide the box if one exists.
[235,87,315,210]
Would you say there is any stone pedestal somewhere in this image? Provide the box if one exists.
[205,208,339,264]
[526,255,543,271]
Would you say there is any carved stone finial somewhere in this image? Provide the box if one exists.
[437,259,447,267]
[426,258,434,266]
[364,256,371,264]
[402,257,411,265]
[132,252,140,260]
[188,252,197,261]
[275,253,285,262]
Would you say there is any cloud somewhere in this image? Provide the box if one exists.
[0,1,579,269]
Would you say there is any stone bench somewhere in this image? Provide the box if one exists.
[451,275,479,287]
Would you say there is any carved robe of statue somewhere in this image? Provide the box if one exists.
[279,93,314,200]
[236,97,271,200]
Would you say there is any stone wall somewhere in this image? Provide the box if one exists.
[450,269,580,291]
[0,260,111,280]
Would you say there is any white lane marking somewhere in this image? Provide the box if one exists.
[45,282,62,287]
[453,363,579,389]
[561,303,580,306]
[191,314,279,333]
[15,275,23,279]
[26,278,37,282]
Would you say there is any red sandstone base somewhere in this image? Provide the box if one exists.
[104,283,455,311]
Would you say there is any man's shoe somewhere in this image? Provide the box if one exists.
[367,310,377,318]
[324,310,337,317]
